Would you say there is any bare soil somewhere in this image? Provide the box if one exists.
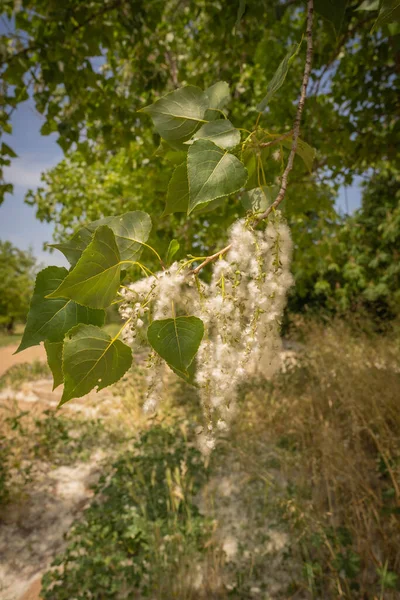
[0,345,46,378]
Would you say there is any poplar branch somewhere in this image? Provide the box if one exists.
[254,0,314,225]
[190,0,314,276]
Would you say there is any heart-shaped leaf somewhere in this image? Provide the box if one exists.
[47,226,122,309]
[61,324,132,405]
[140,86,208,143]
[50,211,151,268]
[16,266,105,352]
[147,316,204,379]
[44,340,64,390]
[187,139,247,214]
[241,186,279,213]
[191,120,240,149]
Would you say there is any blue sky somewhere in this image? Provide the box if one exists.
[0,97,363,267]
[1,99,67,267]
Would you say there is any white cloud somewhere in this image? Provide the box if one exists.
[4,155,58,189]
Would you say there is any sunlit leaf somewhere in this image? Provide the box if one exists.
[187,139,247,214]
[147,316,204,379]
[190,120,240,149]
[257,42,301,111]
[139,86,208,142]
[47,226,122,309]
[16,266,105,352]
[241,185,279,213]
[205,81,231,120]
[166,239,180,265]
[356,0,379,10]
[50,211,151,267]
[61,324,132,405]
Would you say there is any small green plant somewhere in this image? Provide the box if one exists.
[41,424,214,599]
[0,438,10,505]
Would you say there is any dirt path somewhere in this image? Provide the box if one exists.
[0,345,46,377]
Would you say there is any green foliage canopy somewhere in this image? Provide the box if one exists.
[0,241,36,332]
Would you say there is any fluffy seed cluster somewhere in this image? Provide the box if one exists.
[119,215,293,451]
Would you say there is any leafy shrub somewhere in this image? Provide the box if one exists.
[41,425,213,599]
[0,408,121,507]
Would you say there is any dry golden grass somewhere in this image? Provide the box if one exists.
[231,319,400,598]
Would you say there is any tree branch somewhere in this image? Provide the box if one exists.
[254,0,314,225]
[190,0,314,276]
[191,244,232,275]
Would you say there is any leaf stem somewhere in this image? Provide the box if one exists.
[141,242,165,268]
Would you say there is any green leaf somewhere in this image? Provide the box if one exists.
[193,197,226,214]
[371,0,400,31]
[241,185,279,213]
[1,143,18,158]
[356,0,379,10]
[314,0,348,32]
[61,324,132,405]
[257,43,301,112]
[235,0,247,31]
[44,340,64,390]
[170,358,198,387]
[166,240,180,265]
[50,211,151,268]
[205,81,231,120]
[139,86,208,143]
[96,211,152,262]
[187,140,248,214]
[147,316,204,379]
[16,266,105,352]
[47,226,122,309]
[49,229,93,268]
[163,162,189,216]
[281,137,316,172]
[190,120,240,149]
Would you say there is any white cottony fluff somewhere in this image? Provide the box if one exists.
[119,214,293,453]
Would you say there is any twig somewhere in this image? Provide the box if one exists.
[191,244,232,275]
[259,130,293,148]
[189,0,314,276]
[254,0,314,225]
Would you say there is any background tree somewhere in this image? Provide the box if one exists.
[1,0,399,318]
[0,241,36,333]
